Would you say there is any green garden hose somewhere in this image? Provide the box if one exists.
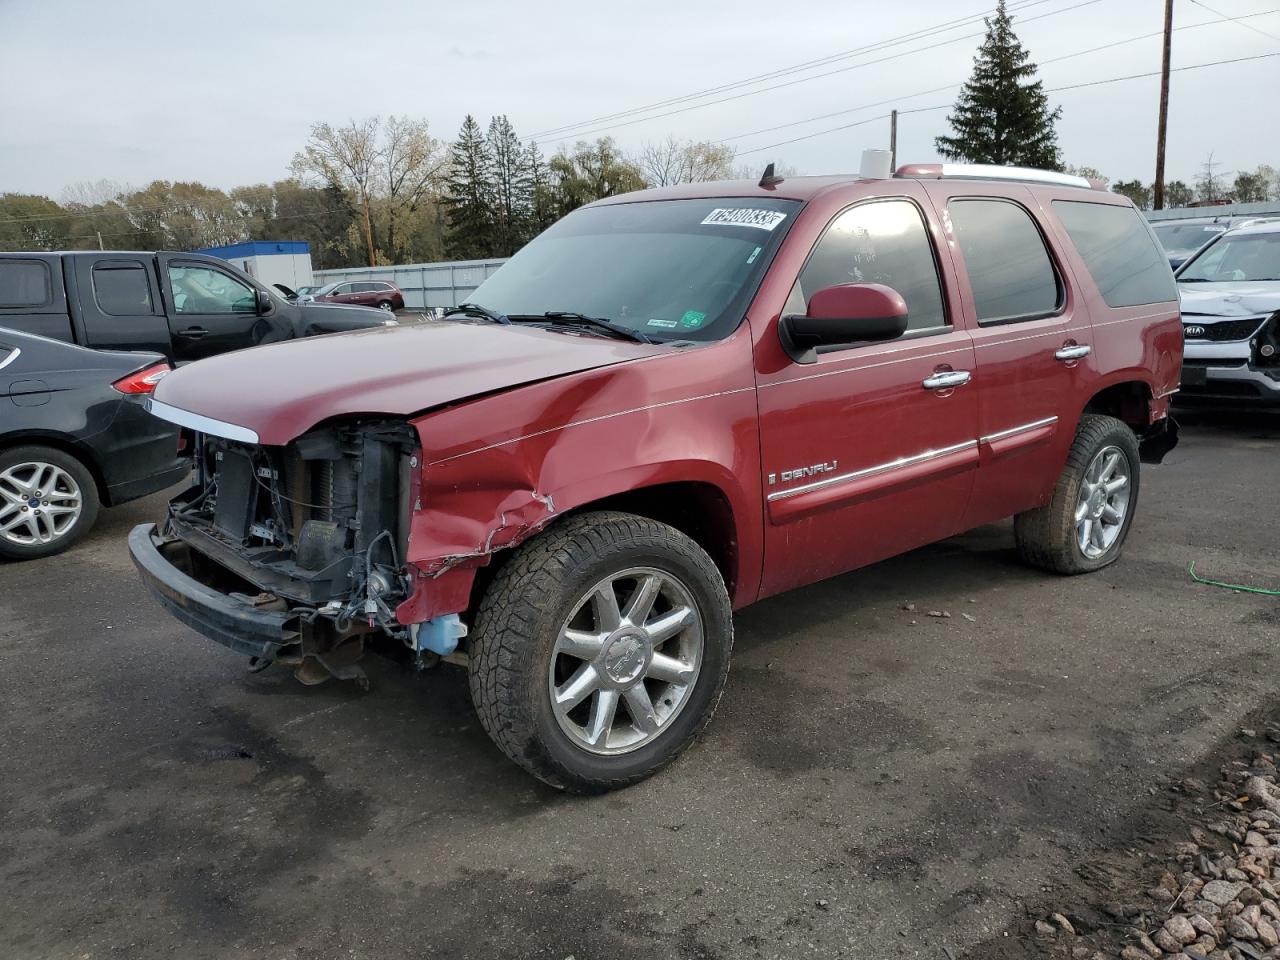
[1189,561,1280,597]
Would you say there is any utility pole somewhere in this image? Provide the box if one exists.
[889,110,898,171]
[96,231,104,251]
[1153,0,1174,210]
[361,193,375,266]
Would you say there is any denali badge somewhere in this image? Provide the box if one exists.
[1183,325,1206,339]
[768,460,838,485]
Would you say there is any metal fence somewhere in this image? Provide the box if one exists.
[312,258,509,311]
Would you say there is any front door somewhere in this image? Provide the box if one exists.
[160,256,264,362]
[922,185,1095,529]
[755,193,980,599]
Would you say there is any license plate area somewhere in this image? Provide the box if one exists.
[1181,366,1208,387]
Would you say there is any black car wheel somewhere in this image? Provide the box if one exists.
[377,301,394,312]
[0,445,100,561]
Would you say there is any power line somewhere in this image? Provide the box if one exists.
[530,0,1054,138]
[722,9,1278,148]
[1187,0,1280,42]
[735,51,1280,156]
[529,0,1100,140]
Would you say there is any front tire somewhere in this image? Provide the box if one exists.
[468,511,733,792]
[0,445,100,561]
[377,300,394,312]
[1014,414,1140,574]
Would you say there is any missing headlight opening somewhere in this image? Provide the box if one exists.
[160,419,419,686]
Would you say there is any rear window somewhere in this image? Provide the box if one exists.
[0,260,52,308]
[1054,201,1176,307]
[950,199,1061,324]
[93,263,155,316]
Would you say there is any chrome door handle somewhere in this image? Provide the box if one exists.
[177,326,208,339]
[922,370,972,390]
[1055,344,1091,362]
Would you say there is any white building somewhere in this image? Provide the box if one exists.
[195,241,314,291]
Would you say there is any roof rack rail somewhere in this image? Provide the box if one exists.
[895,163,1100,190]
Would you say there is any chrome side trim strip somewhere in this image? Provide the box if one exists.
[145,398,260,444]
[979,416,1058,444]
[766,440,977,502]
[0,347,20,372]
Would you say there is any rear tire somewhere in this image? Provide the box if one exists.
[468,511,733,793]
[1014,414,1140,574]
[0,445,100,561]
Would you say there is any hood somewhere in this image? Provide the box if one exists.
[151,320,665,445]
[1178,281,1280,318]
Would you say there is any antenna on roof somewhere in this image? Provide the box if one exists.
[758,163,784,188]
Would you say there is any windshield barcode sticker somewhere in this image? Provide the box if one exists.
[701,208,788,231]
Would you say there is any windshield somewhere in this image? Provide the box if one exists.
[467,197,801,341]
[1153,222,1227,258]
[1179,231,1280,282]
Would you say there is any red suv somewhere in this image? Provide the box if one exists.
[130,164,1181,792]
[312,279,404,312]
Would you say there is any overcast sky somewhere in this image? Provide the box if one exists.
[2,0,1277,199]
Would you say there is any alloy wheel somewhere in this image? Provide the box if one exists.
[548,566,704,756]
[0,461,83,547]
[1074,445,1131,559]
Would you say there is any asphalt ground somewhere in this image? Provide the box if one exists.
[1,412,1277,960]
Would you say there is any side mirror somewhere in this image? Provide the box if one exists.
[779,283,909,363]
[255,288,273,314]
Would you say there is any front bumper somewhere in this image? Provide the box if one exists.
[129,523,297,660]
[1179,362,1280,404]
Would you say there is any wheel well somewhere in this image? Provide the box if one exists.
[1084,381,1151,432]
[0,434,108,502]
[466,481,740,615]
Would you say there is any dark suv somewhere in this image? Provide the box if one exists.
[313,280,404,313]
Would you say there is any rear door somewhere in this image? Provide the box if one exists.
[923,183,1095,529]
[71,254,169,354]
[755,187,980,598]
[159,256,264,362]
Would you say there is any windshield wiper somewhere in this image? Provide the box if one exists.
[442,302,509,324]
[511,311,656,344]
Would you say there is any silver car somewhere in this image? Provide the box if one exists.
[1176,220,1280,406]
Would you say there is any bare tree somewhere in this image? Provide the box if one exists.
[381,115,446,259]
[293,118,380,265]
[639,137,736,186]
[1194,151,1231,204]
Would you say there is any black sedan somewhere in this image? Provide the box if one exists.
[0,327,188,560]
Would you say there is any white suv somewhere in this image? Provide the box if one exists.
[1176,220,1280,406]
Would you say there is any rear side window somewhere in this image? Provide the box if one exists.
[796,199,948,333]
[950,199,1061,324]
[1054,201,1176,307]
[0,260,52,308]
[93,263,155,316]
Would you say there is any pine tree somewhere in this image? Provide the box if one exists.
[486,115,529,257]
[442,115,495,260]
[524,141,556,242]
[935,0,1062,170]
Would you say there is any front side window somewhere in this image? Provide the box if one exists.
[0,260,51,308]
[469,197,800,341]
[1054,201,1176,307]
[950,199,1061,324]
[168,264,255,314]
[1179,231,1280,283]
[794,199,947,333]
[93,263,154,316]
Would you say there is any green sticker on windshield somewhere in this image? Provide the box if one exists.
[680,310,706,329]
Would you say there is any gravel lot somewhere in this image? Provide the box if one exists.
[1,414,1277,960]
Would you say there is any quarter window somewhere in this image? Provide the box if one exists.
[1053,201,1176,307]
[0,260,51,308]
[168,264,256,314]
[93,263,154,316]
[950,199,1061,324]
[796,199,947,333]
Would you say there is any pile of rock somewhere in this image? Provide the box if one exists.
[1116,731,1280,960]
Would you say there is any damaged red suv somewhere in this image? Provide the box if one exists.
[130,164,1182,792]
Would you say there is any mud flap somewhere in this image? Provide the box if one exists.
[1139,417,1179,464]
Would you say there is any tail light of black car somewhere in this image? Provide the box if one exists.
[113,362,171,394]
